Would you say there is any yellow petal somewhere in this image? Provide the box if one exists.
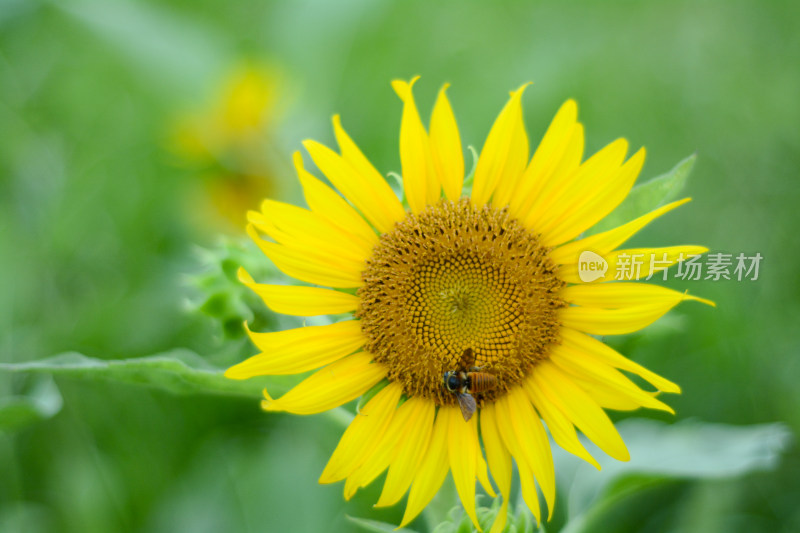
[532,362,629,461]
[332,115,407,231]
[562,370,671,413]
[505,387,555,515]
[261,352,385,415]
[375,398,435,507]
[557,245,709,283]
[225,320,364,378]
[238,267,359,316]
[550,198,691,266]
[562,282,714,309]
[489,497,509,533]
[430,83,464,202]
[346,396,434,500]
[480,406,512,533]
[399,409,451,528]
[293,152,378,251]
[319,383,403,483]
[248,210,364,274]
[523,377,601,469]
[526,138,628,240]
[559,299,682,336]
[550,343,675,414]
[476,447,497,499]
[560,327,680,393]
[247,225,363,288]
[516,122,584,227]
[493,394,540,523]
[508,99,579,221]
[447,405,482,530]
[392,77,440,213]
[542,146,645,247]
[566,380,642,411]
[472,84,530,207]
[304,138,404,234]
[254,198,372,265]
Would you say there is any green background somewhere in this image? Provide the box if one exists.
[1,0,798,531]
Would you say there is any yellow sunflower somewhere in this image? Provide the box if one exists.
[171,63,283,229]
[225,77,712,532]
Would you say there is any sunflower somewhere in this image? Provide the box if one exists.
[225,78,712,532]
[171,63,283,229]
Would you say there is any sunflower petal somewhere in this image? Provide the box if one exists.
[560,328,680,393]
[225,321,364,378]
[475,427,497,499]
[238,267,359,316]
[430,83,464,202]
[293,152,378,250]
[506,387,555,515]
[508,99,579,221]
[304,137,404,234]
[532,362,629,461]
[399,409,451,528]
[526,138,628,241]
[562,282,715,309]
[261,352,385,415]
[480,406,512,533]
[375,398,435,507]
[392,77,440,213]
[569,381,643,411]
[557,245,709,283]
[523,377,601,469]
[516,123,584,227]
[493,394,541,523]
[550,343,675,414]
[248,210,365,274]
[550,198,691,266]
[559,299,681,336]
[565,370,672,413]
[346,396,433,500]
[247,225,362,288]
[331,115,407,229]
[319,383,403,483]
[254,198,372,264]
[542,146,645,247]
[447,406,482,530]
[472,84,530,207]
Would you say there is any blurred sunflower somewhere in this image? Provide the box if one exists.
[171,63,284,229]
[226,78,712,532]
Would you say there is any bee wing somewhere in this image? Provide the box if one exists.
[456,393,477,422]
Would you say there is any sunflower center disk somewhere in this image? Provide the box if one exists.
[357,199,565,406]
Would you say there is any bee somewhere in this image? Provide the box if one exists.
[443,348,498,422]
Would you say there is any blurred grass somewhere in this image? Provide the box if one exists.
[1,0,799,531]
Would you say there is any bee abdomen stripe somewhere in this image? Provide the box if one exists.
[468,373,497,394]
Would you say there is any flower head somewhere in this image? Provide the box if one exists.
[171,63,283,228]
[226,78,712,532]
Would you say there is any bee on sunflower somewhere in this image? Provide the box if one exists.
[225,77,712,532]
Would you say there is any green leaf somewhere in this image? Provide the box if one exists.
[0,350,296,399]
[557,419,792,533]
[346,515,418,533]
[0,376,63,433]
[586,154,696,235]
